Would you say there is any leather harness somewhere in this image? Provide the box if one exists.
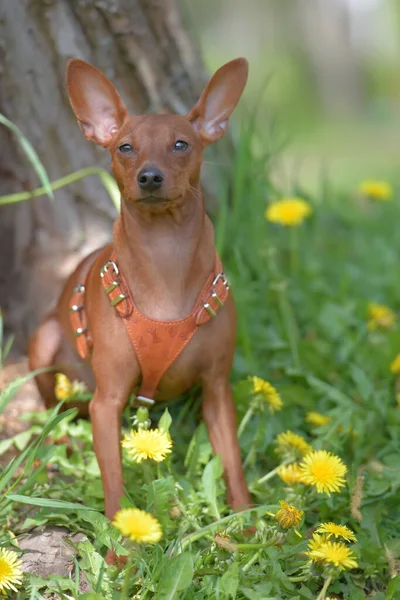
[68,250,230,407]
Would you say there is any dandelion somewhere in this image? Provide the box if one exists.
[316,523,356,543]
[305,411,331,427]
[122,428,172,463]
[300,450,347,496]
[275,501,303,529]
[249,376,283,413]
[275,430,312,461]
[265,197,312,227]
[54,373,73,401]
[54,373,89,402]
[112,508,162,543]
[0,548,23,594]
[277,462,304,485]
[306,532,325,553]
[358,179,393,201]
[367,302,396,331]
[308,540,358,570]
[390,354,400,375]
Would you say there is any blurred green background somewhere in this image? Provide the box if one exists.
[186,0,400,193]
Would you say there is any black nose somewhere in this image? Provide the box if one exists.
[137,168,164,192]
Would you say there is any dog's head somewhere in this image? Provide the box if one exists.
[66,57,248,210]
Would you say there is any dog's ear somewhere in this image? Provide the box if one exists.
[187,58,248,144]
[66,59,128,147]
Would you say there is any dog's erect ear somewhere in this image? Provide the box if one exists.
[187,58,248,144]
[66,59,128,147]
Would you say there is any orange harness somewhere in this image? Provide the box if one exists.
[68,250,230,406]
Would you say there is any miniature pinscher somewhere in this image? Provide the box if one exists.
[29,57,251,563]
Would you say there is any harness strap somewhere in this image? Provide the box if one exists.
[100,251,230,403]
[67,250,104,360]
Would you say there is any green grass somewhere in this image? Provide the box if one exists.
[1,114,400,599]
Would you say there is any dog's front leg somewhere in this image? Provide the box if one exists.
[201,377,252,510]
[89,391,129,522]
[89,357,137,566]
[90,388,131,566]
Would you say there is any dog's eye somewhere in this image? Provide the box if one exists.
[118,143,133,154]
[173,140,189,152]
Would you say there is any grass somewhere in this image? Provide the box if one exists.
[1,112,400,599]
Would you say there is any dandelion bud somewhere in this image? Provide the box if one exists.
[132,406,151,429]
[275,500,303,529]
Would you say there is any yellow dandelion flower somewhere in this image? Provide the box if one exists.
[54,373,73,401]
[367,302,396,331]
[275,430,312,461]
[390,354,400,375]
[122,428,172,463]
[112,508,162,543]
[277,462,304,485]
[275,500,303,529]
[308,540,358,570]
[358,179,393,201]
[305,411,331,427]
[249,376,283,413]
[300,450,347,496]
[265,197,312,227]
[305,533,325,557]
[0,548,23,594]
[316,522,356,543]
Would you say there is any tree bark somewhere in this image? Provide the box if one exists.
[0,0,210,350]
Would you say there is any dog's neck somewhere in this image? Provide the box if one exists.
[113,182,215,320]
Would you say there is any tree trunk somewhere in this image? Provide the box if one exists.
[0,0,211,351]
[294,0,364,116]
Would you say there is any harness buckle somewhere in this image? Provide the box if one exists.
[68,304,84,313]
[74,327,87,337]
[136,395,156,407]
[111,293,127,307]
[212,272,230,290]
[211,290,223,307]
[202,302,217,318]
[73,284,85,294]
[201,272,230,318]
[100,261,119,278]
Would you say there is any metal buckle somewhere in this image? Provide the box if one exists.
[68,304,84,313]
[111,293,127,307]
[74,327,87,337]
[100,260,119,278]
[73,284,85,294]
[104,281,119,294]
[211,290,223,307]
[212,272,230,290]
[202,273,229,317]
[136,395,156,407]
[202,302,217,318]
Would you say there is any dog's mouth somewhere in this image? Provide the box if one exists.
[137,195,168,205]
[136,194,183,206]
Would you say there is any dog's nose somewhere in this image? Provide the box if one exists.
[137,168,164,192]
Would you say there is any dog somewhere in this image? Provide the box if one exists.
[29,57,252,563]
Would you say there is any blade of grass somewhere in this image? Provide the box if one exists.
[0,166,120,212]
[6,494,98,511]
[0,406,76,496]
[0,367,55,414]
[0,112,54,200]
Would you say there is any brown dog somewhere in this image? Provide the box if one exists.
[29,57,252,562]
